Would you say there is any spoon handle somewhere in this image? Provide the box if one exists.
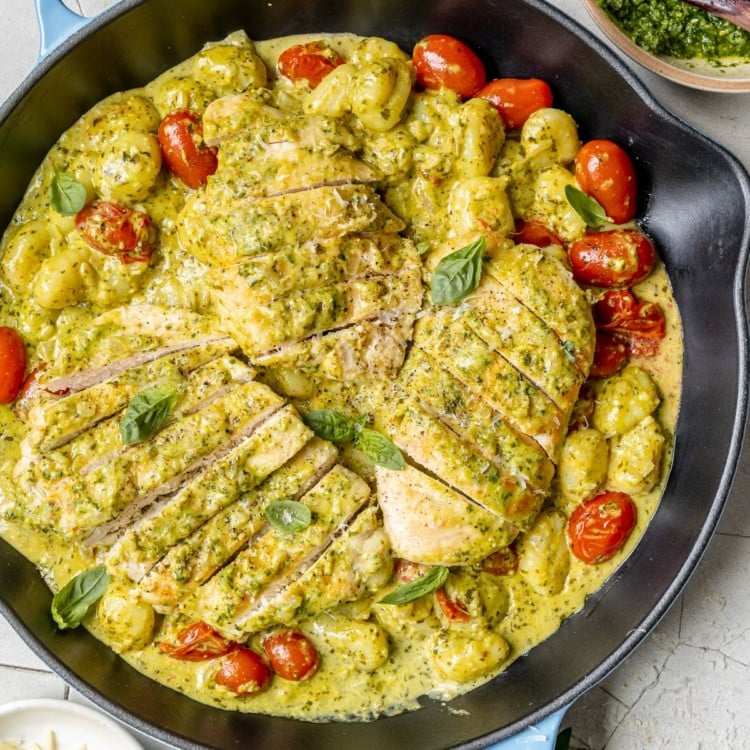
[681,0,750,33]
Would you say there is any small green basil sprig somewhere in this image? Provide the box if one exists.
[302,410,405,470]
[120,384,179,444]
[49,166,88,216]
[565,185,610,228]
[51,564,110,630]
[379,566,448,605]
[430,236,487,306]
[265,499,312,534]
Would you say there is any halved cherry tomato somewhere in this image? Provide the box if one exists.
[0,326,26,404]
[75,200,155,264]
[215,646,272,695]
[262,630,319,681]
[480,547,519,576]
[435,587,471,622]
[393,558,428,583]
[277,41,345,88]
[513,218,563,249]
[574,139,637,224]
[158,110,218,189]
[160,622,232,661]
[589,331,628,379]
[568,229,655,288]
[412,34,486,98]
[568,490,637,564]
[593,289,666,357]
[476,78,553,129]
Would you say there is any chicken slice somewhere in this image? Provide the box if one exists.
[232,504,392,637]
[484,242,595,373]
[179,185,404,267]
[386,401,546,529]
[397,348,554,504]
[253,314,417,381]
[414,310,564,457]
[376,465,516,567]
[89,403,312,560]
[182,464,370,638]
[26,345,246,453]
[465,276,585,413]
[136,438,338,610]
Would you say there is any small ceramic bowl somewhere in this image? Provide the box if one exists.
[582,0,750,92]
[0,698,144,750]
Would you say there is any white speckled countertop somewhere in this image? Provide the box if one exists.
[1,1,749,748]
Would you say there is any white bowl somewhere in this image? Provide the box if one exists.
[582,0,750,92]
[0,699,144,750]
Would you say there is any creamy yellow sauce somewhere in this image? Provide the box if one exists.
[0,31,682,722]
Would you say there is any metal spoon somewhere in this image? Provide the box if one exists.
[681,0,750,33]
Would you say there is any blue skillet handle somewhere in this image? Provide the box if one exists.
[34,0,92,59]
[483,708,567,750]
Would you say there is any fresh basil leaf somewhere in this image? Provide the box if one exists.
[49,168,87,216]
[302,409,357,443]
[565,185,609,228]
[379,566,449,605]
[120,383,178,444]
[431,236,487,306]
[266,499,312,534]
[356,427,406,470]
[51,564,110,630]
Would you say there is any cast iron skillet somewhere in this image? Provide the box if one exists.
[1,1,749,748]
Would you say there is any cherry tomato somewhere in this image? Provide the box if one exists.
[568,229,655,288]
[158,110,218,189]
[262,630,319,681]
[480,547,519,576]
[160,622,232,661]
[476,78,553,129]
[589,331,628,379]
[75,200,155,264]
[574,139,637,224]
[513,218,563,248]
[0,326,26,404]
[412,34,486,98]
[593,289,666,358]
[435,587,471,622]
[393,558,428,583]
[215,646,272,695]
[277,41,345,88]
[568,491,637,564]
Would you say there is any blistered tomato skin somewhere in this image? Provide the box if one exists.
[215,646,272,695]
[435,588,471,622]
[412,34,486,98]
[0,326,26,404]
[476,78,553,129]
[574,139,637,224]
[568,229,655,288]
[277,42,345,88]
[262,630,319,681]
[513,218,563,248]
[75,200,155,264]
[157,110,218,189]
[568,490,637,564]
[590,331,628,379]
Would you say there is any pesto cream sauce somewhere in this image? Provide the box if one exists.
[0,32,683,722]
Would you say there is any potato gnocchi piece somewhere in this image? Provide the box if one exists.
[593,365,661,437]
[1,220,52,294]
[518,508,571,596]
[309,617,389,673]
[521,107,581,167]
[447,175,514,238]
[97,583,156,652]
[455,98,505,179]
[558,427,609,503]
[33,243,94,309]
[608,415,666,494]
[351,57,414,132]
[304,63,356,117]
[95,131,162,203]
[148,75,214,117]
[530,165,587,243]
[192,43,267,95]
[428,627,510,683]
[350,36,410,65]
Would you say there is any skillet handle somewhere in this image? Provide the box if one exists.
[34,0,91,59]
[483,708,567,750]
